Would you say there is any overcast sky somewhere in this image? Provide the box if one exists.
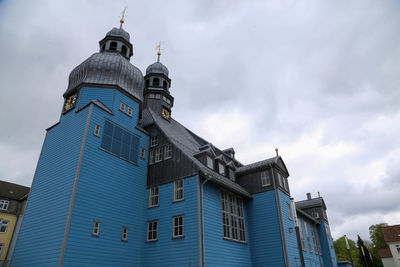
[1,0,399,242]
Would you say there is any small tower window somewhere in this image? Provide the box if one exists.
[101,44,106,51]
[153,78,160,86]
[163,81,168,89]
[121,45,128,56]
[146,80,150,87]
[110,42,117,51]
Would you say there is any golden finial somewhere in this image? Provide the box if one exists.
[120,7,128,28]
[275,147,279,156]
[155,41,163,62]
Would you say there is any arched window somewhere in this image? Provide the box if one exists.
[163,81,168,89]
[101,44,106,51]
[110,42,117,51]
[121,45,128,56]
[153,78,160,86]
[146,80,150,87]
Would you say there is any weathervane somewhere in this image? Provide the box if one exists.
[155,41,164,62]
[120,7,128,28]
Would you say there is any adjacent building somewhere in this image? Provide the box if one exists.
[0,181,29,267]
[380,224,400,267]
[10,22,338,267]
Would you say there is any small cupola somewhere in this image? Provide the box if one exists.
[99,26,133,59]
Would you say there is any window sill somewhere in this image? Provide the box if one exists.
[121,239,128,242]
[92,234,100,238]
[172,199,184,203]
[148,205,159,209]
[146,239,158,243]
[172,235,185,240]
[222,237,247,245]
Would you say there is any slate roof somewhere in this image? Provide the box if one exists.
[106,27,130,42]
[0,180,30,200]
[379,248,392,258]
[236,157,279,175]
[296,197,327,210]
[382,224,400,243]
[146,61,169,76]
[141,108,252,198]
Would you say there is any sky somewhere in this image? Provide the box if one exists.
[1,0,399,242]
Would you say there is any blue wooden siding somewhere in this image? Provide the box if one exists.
[318,221,337,267]
[78,87,115,111]
[247,190,284,267]
[143,175,199,267]
[11,106,90,267]
[297,214,324,267]
[63,90,149,267]
[279,190,299,267]
[201,181,251,267]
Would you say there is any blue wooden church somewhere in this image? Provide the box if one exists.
[10,23,338,267]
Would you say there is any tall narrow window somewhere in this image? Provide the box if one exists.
[221,191,230,239]
[122,227,128,241]
[121,45,128,56]
[149,187,159,207]
[94,124,101,137]
[147,221,158,241]
[153,78,160,86]
[174,179,184,201]
[206,156,214,169]
[218,162,225,175]
[311,224,317,254]
[173,215,184,238]
[149,150,155,164]
[277,172,284,188]
[141,148,146,159]
[164,143,172,159]
[120,102,126,112]
[237,198,246,242]
[150,136,158,147]
[0,243,3,257]
[220,191,246,242]
[155,147,163,163]
[228,168,235,181]
[287,203,293,220]
[315,226,322,255]
[229,194,239,240]
[126,106,133,116]
[0,200,9,211]
[304,220,312,252]
[298,218,306,251]
[110,41,117,51]
[261,171,270,187]
[92,221,101,237]
[0,220,9,233]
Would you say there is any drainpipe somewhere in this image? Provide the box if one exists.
[201,175,211,267]
[291,198,305,267]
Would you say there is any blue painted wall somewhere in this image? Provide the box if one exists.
[297,215,324,267]
[143,175,199,267]
[202,181,252,267]
[11,100,90,266]
[318,221,337,267]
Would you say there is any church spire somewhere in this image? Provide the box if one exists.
[119,7,127,29]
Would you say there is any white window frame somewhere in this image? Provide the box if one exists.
[298,218,306,251]
[149,150,155,165]
[149,187,159,207]
[120,102,126,112]
[0,200,9,211]
[92,221,101,237]
[172,215,184,238]
[126,106,133,116]
[155,147,163,163]
[150,136,158,147]
[122,227,128,241]
[228,168,235,181]
[0,219,9,233]
[147,220,158,241]
[164,143,172,159]
[304,220,312,252]
[287,203,293,220]
[206,156,214,169]
[174,179,184,201]
[0,243,3,257]
[261,171,270,187]
[141,148,146,159]
[218,162,225,176]
[94,124,101,137]
[221,190,246,242]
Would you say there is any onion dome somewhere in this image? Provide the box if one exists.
[64,26,144,102]
[146,61,169,76]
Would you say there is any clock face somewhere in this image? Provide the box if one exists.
[161,108,170,119]
[64,93,77,112]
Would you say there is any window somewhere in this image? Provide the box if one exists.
[228,168,235,181]
[174,179,184,201]
[147,221,158,241]
[164,143,172,159]
[120,102,126,112]
[150,136,158,147]
[283,176,289,191]
[149,187,159,207]
[122,227,128,241]
[314,225,322,255]
[163,81,168,89]
[110,41,117,51]
[100,121,140,164]
[287,203,293,220]
[0,243,3,257]
[173,215,184,238]
[396,245,400,253]
[221,191,246,242]
[155,147,163,163]
[311,224,317,254]
[298,218,306,251]
[141,148,146,159]
[149,150,155,164]
[206,156,214,169]
[304,220,312,252]
[218,162,225,175]
[0,200,9,211]
[277,172,284,188]
[261,171,270,187]
[153,78,160,86]
[0,219,9,233]
[92,221,101,236]
[121,45,128,56]
[101,43,106,51]
[94,124,101,137]
[127,107,133,116]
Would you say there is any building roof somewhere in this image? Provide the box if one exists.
[295,197,326,210]
[379,248,393,258]
[141,108,252,198]
[146,61,169,76]
[382,224,400,243]
[106,27,130,42]
[0,180,30,200]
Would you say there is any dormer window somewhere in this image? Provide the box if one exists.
[206,156,214,169]
[110,41,117,51]
[218,163,225,176]
[153,78,160,86]
[121,45,128,56]
[228,168,235,181]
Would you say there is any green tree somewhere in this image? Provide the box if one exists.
[369,223,388,249]
[357,235,374,267]
[334,236,360,266]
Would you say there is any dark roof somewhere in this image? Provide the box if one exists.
[141,108,252,198]
[146,61,169,76]
[106,27,130,42]
[379,248,392,258]
[296,197,326,210]
[236,157,278,174]
[0,180,30,200]
[382,224,400,243]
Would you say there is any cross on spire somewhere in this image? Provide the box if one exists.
[119,7,127,28]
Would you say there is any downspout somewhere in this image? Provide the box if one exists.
[291,198,305,267]
[200,175,211,267]
[271,164,289,267]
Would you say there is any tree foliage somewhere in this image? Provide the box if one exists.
[357,235,374,267]
[369,223,388,249]
[334,236,360,266]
